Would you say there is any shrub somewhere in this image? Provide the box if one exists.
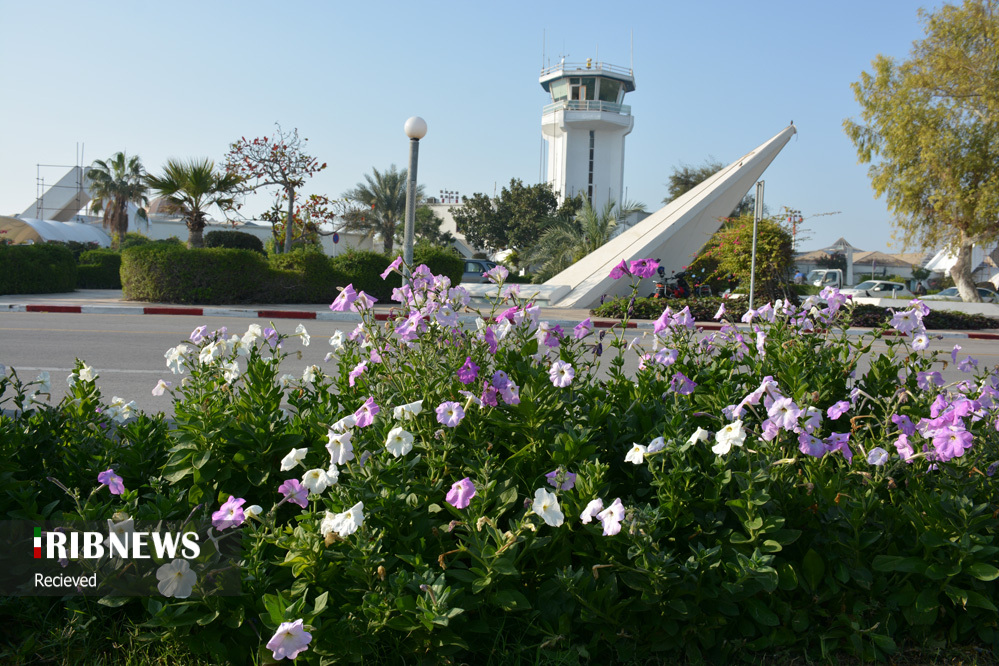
[0,243,76,294]
[329,249,393,301]
[76,249,122,289]
[413,243,463,285]
[205,230,266,255]
[3,272,999,663]
[267,250,348,303]
[121,245,270,304]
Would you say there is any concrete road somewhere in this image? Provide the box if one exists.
[1,312,997,417]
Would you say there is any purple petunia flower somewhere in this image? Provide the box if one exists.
[278,478,309,508]
[353,397,380,428]
[457,357,480,385]
[330,284,358,312]
[827,401,850,420]
[628,258,659,279]
[609,260,631,280]
[97,469,125,495]
[446,477,476,509]
[545,468,577,491]
[212,496,246,530]
[436,401,465,427]
[670,371,697,395]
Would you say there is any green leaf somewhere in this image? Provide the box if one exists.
[312,590,329,616]
[191,449,212,470]
[744,598,779,627]
[802,549,825,591]
[263,594,285,625]
[872,555,927,574]
[965,562,999,581]
[492,589,531,611]
[914,586,939,612]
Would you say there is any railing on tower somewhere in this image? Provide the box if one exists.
[539,61,633,78]
[542,100,631,115]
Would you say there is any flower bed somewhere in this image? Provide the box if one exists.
[593,295,999,331]
[2,260,998,664]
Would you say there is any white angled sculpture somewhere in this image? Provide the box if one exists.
[544,125,798,309]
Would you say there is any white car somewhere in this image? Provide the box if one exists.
[922,286,999,303]
[839,280,914,299]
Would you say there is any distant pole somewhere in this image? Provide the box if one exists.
[403,116,427,278]
[749,180,764,311]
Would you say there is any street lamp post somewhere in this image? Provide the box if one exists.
[749,180,765,311]
[403,116,427,277]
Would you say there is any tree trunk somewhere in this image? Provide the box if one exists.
[383,236,393,255]
[187,215,205,248]
[283,186,295,254]
[950,233,982,302]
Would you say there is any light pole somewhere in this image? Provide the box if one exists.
[403,116,427,277]
[748,180,764,311]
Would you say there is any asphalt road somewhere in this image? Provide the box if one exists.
[1,312,997,417]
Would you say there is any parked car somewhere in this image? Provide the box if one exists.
[461,259,498,283]
[922,286,999,303]
[839,280,914,299]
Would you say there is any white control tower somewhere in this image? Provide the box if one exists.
[540,59,635,212]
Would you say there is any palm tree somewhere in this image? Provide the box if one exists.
[145,159,242,247]
[86,152,149,248]
[526,200,643,282]
[343,165,423,254]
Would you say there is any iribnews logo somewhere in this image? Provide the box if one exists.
[32,526,202,560]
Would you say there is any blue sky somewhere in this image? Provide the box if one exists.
[0,0,937,254]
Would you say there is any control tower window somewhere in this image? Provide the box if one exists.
[549,80,568,102]
[598,79,622,103]
[570,77,596,101]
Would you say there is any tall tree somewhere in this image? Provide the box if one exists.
[86,152,149,248]
[525,200,642,282]
[451,179,580,253]
[663,160,755,217]
[395,206,455,248]
[145,159,242,248]
[844,0,999,302]
[343,165,421,254]
[225,124,327,254]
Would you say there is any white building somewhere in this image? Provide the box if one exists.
[540,59,635,213]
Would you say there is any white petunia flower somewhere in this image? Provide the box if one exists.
[295,324,310,346]
[532,488,564,527]
[385,426,414,457]
[712,420,747,455]
[392,400,424,421]
[320,501,364,537]
[686,427,710,446]
[156,559,198,598]
[330,414,356,432]
[325,430,355,466]
[280,447,309,471]
[624,443,647,465]
[302,468,334,495]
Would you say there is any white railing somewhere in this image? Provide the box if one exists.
[540,61,633,78]
[542,100,631,115]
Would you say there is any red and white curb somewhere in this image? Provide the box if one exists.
[3,302,997,339]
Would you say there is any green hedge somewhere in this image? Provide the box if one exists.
[0,243,77,295]
[329,250,393,301]
[119,244,467,305]
[76,249,122,289]
[268,250,348,303]
[205,230,265,254]
[413,244,463,287]
[122,245,271,304]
